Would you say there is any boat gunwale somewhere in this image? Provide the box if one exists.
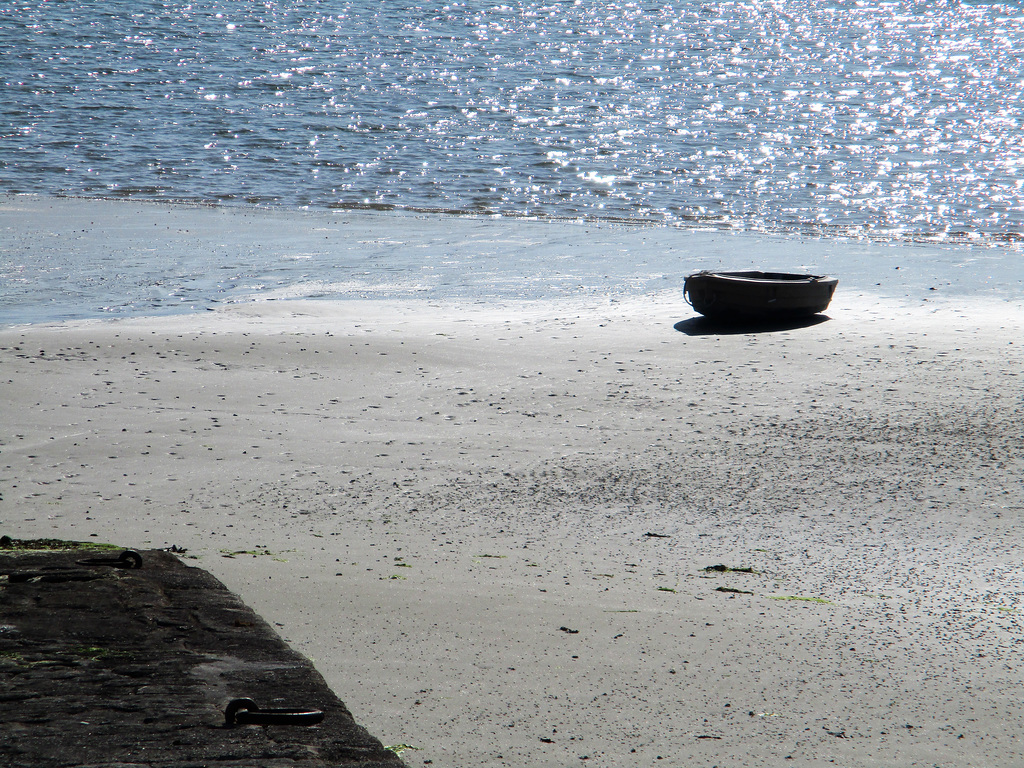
[687,270,836,285]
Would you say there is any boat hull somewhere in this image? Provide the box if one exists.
[684,271,838,320]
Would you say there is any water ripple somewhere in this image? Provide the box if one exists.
[3,0,1024,243]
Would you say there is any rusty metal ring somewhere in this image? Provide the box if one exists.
[77,550,143,569]
[117,550,143,568]
[225,698,324,727]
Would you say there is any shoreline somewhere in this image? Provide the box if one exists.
[8,189,1024,246]
[3,294,1023,766]
[3,194,1023,330]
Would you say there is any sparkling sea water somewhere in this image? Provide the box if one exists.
[2,0,1024,322]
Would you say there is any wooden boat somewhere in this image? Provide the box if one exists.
[683,270,838,319]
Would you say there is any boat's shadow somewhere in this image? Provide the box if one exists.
[674,314,831,336]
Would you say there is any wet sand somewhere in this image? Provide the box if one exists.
[3,288,1024,767]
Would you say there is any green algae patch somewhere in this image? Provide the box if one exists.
[0,536,120,553]
[656,586,678,593]
[70,645,134,661]
[768,595,833,605]
[385,744,421,756]
[1,646,133,667]
[715,586,753,595]
[0,650,30,667]
[0,651,64,669]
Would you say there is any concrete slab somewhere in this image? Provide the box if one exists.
[0,539,407,768]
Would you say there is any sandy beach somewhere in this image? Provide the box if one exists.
[3,277,1024,766]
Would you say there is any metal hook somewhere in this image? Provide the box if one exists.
[224,698,324,727]
[77,550,143,569]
